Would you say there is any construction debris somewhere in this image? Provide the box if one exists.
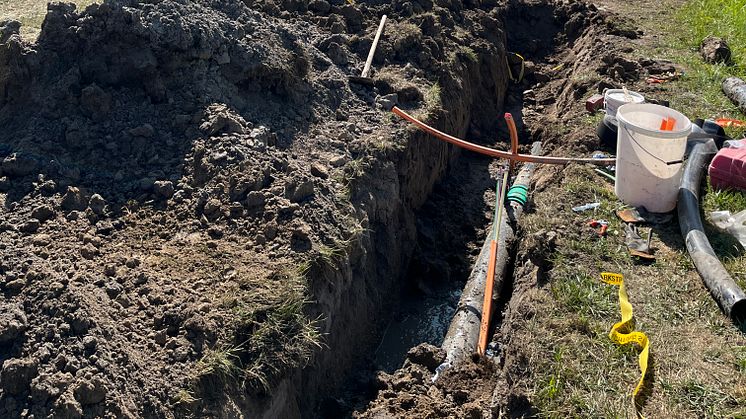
[722,77,746,116]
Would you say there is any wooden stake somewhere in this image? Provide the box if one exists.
[361,15,387,79]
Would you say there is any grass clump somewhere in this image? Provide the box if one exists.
[458,46,479,63]
[231,269,323,393]
[423,82,442,114]
[193,266,323,397]
[196,344,244,383]
[243,296,323,393]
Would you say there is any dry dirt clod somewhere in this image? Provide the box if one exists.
[80,83,111,120]
[88,194,106,215]
[329,154,349,167]
[2,152,38,177]
[406,343,446,372]
[129,124,155,138]
[310,162,329,179]
[19,219,40,234]
[0,357,38,395]
[60,187,86,211]
[286,179,315,202]
[73,376,108,405]
[700,36,731,64]
[31,204,56,222]
[0,303,28,343]
[153,180,175,199]
[55,389,83,419]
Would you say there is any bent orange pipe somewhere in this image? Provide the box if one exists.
[505,112,519,173]
[391,106,616,166]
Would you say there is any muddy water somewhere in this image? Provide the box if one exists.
[374,283,462,372]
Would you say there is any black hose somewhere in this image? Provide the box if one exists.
[678,139,746,323]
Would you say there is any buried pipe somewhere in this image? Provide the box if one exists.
[391,106,616,165]
[678,138,746,323]
[437,142,543,374]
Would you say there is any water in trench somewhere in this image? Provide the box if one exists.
[370,152,496,373]
[373,285,462,372]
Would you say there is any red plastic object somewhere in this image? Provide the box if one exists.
[586,94,604,113]
[709,147,746,191]
[715,118,746,128]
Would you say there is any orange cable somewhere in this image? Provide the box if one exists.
[391,106,617,166]
[505,112,519,173]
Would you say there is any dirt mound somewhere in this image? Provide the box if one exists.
[354,344,498,419]
[0,0,510,417]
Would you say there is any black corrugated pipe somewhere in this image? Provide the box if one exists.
[678,138,746,323]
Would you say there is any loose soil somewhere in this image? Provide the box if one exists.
[2,0,745,418]
[1,0,509,418]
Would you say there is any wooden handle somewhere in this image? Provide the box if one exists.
[361,15,387,79]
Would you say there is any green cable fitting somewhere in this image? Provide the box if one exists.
[506,184,528,206]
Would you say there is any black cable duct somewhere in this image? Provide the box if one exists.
[678,138,746,323]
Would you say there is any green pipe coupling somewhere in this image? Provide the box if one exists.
[507,184,528,206]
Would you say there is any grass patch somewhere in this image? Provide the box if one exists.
[422,82,443,115]
[648,0,746,138]
[678,0,746,69]
[458,46,479,63]
[0,0,99,40]
[231,267,323,393]
[195,344,244,384]
[666,380,745,417]
[193,265,323,397]
[703,182,746,214]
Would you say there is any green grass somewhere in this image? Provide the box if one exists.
[229,268,323,393]
[662,0,746,289]
[678,0,746,68]
[195,344,244,384]
[519,157,746,417]
[0,0,99,40]
[655,0,746,138]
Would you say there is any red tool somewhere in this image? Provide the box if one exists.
[588,219,609,236]
[715,118,746,128]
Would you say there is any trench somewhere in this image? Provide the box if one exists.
[242,2,595,418]
[307,3,582,418]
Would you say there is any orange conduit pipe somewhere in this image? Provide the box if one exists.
[391,106,617,166]
[505,113,519,173]
[477,170,508,357]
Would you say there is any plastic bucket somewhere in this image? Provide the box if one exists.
[605,89,645,117]
[615,103,691,213]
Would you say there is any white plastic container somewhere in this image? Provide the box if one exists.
[615,103,692,213]
[605,89,645,117]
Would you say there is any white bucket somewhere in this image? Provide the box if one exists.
[605,89,645,117]
[615,103,691,213]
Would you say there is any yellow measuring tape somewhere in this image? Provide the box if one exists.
[600,272,650,399]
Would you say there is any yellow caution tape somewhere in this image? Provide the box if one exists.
[600,272,650,398]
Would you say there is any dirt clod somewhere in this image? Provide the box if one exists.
[1,357,38,395]
[406,343,446,371]
[700,35,731,64]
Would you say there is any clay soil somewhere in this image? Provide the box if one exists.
[2,0,745,418]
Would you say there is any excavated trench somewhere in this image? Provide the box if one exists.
[307,2,611,418]
[0,0,620,418]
